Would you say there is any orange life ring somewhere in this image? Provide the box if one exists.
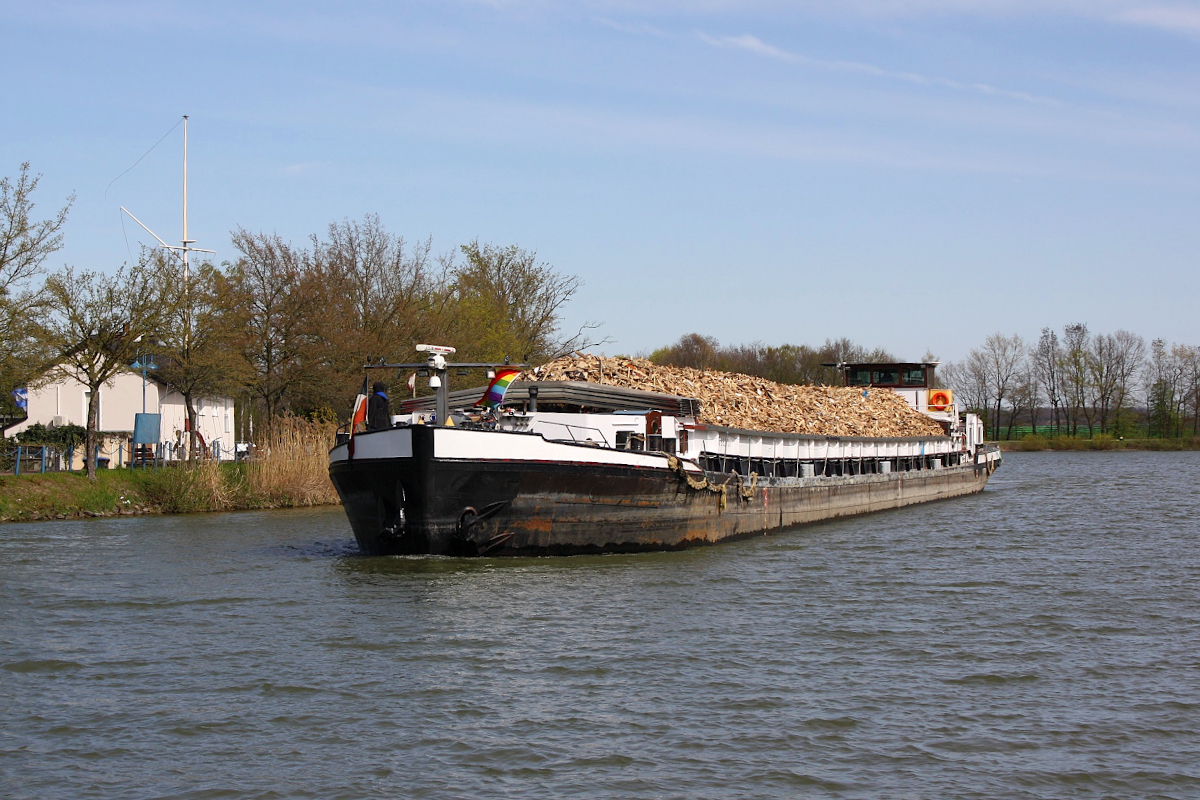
[928,390,952,411]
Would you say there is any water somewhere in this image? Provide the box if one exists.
[2,451,1199,799]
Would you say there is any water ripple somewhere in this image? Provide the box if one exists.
[2,453,1200,799]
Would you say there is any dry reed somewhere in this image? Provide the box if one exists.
[187,459,240,511]
[249,416,340,507]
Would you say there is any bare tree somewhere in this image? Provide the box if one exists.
[1087,332,1120,434]
[1032,328,1062,434]
[1007,361,1040,438]
[1108,330,1146,436]
[974,333,1025,440]
[942,355,990,431]
[43,261,162,479]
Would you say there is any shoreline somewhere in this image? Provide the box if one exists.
[0,465,340,524]
[6,436,1198,523]
[998,437,1200,452]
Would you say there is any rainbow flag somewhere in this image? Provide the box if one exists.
[479,369,522,409]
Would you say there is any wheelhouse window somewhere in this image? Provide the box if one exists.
[902,368,927,387]
[848,369,872,386]
[871,369,900,386]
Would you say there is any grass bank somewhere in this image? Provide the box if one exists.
[0,418,340,523]
[1000,436,1200,452]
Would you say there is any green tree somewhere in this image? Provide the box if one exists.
[153,254,239,458]
[449,240,594,364]
[43,261,162,479]
[649,333,720,370]
[0,163,74,401]
[226,229,316,423]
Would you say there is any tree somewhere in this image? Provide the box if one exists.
[649,333,720,369]
[1107,330,1146,437]
[449,240,594,363]
[649,334,894,386]
[1087,332,1120,434]
[942,356,989,424]
[305,216,444,414]
[1061,323,1089,436]
[1007,362,1040,438]
[227,229,315,422]
[1145,338,1183,438]
[1181,345,1200,436]
[43,261,162,479]
[976,333,1025,440]
[1032,328,1062,434]
[154,255,239,459]
[0,163,74,401]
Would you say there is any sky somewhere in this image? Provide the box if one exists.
[3,0,1198,363]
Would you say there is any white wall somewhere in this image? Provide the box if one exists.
[7,370,236,463]
[159,392,235,457]
[7,371,162,436]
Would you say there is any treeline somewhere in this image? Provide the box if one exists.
[648,327,1199,443]
[942,326,1200,440]
[220,221,594,419]
[1,163,593,477]
[648,333,899,386]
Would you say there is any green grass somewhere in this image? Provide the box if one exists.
[1001,435,1200,452]
[0,462,337,523]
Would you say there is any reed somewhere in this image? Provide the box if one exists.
[248,416,340,507]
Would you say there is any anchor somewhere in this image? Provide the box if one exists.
[455,500,512,554]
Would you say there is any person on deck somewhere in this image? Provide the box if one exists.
[367,382,391,430]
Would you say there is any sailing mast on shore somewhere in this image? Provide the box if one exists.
[120,115,214,277]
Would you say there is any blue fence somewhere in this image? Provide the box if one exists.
[2,439,240,474]
[0,445,72,475]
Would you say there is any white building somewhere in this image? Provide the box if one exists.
[6,371,237,466]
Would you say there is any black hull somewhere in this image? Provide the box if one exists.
[329,426,999,557]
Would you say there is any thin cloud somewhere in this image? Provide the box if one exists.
[588,1,1200,38]
[697,32,1062,107]
[1114,4,1200,33]
[283,162,323,174]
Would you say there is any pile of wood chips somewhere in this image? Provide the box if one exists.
[527,355,946,438]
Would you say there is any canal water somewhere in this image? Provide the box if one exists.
[2,452,1199,799]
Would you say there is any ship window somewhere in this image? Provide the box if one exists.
[902,368,926,386]
[872,369,900,386]
[848,369,871,386]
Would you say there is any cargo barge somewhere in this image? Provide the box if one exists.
[329,348,1000,556]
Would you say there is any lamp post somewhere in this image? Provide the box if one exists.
[130,353,158,413]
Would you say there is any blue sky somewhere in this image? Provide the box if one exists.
[3,0,1198,362]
